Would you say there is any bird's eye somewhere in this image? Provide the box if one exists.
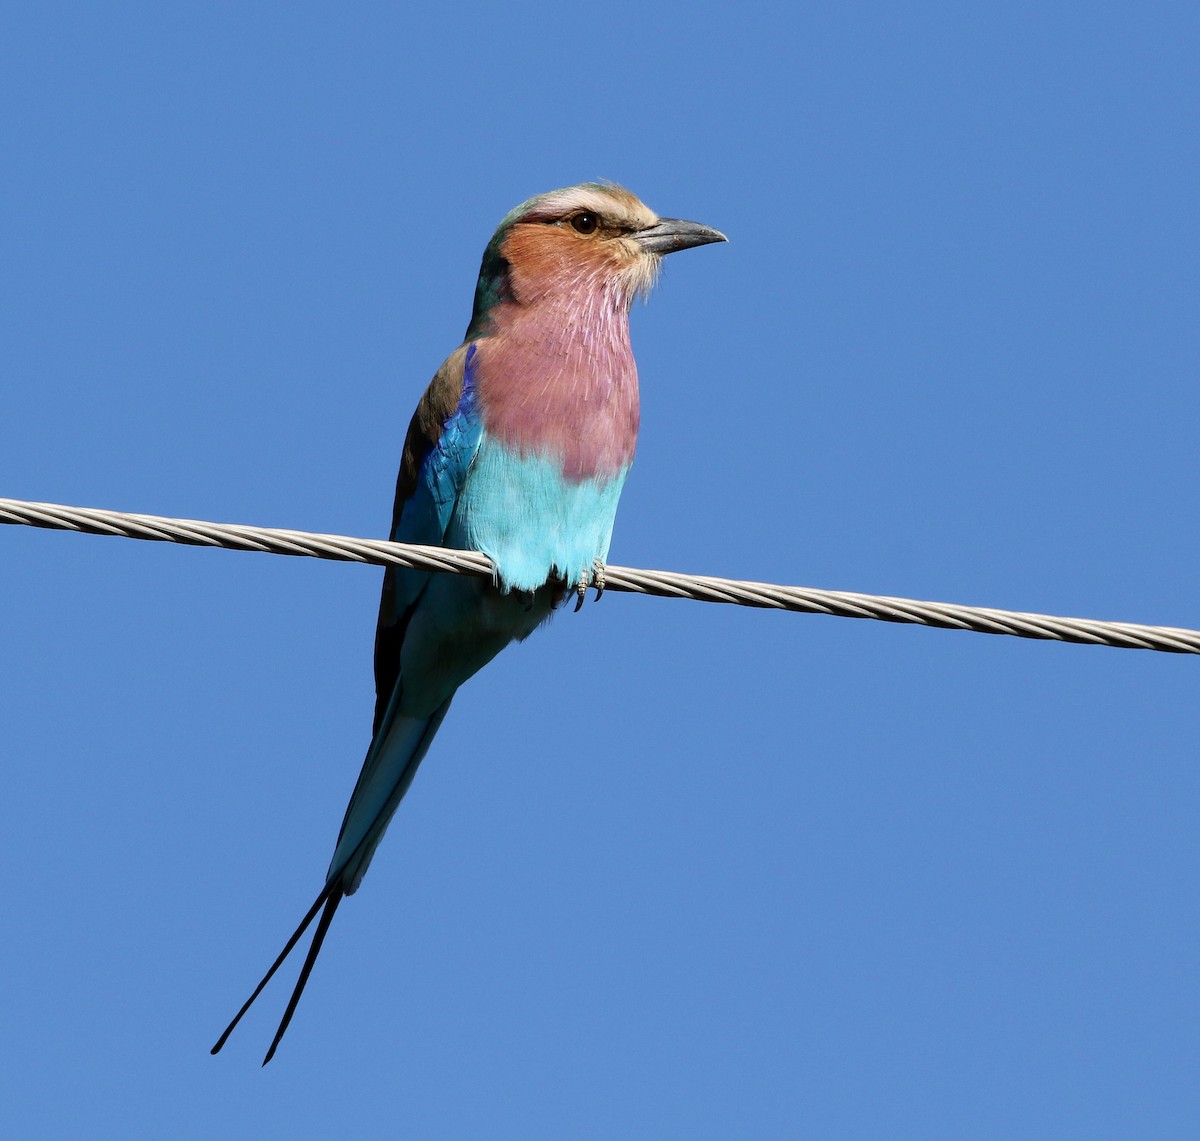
[570,211,599,235]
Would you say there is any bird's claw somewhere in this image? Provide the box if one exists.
[572,560,607,612]
[591,558,606,602]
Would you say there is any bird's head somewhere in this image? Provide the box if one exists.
[467,182,725,339]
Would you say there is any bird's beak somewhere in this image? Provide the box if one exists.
[633,218,728,255]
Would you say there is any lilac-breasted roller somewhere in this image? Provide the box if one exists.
[212,183,725,1063]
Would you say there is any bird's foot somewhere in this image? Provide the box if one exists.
[573,559,607,612]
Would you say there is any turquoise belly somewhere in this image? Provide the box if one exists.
[450,433,630,593]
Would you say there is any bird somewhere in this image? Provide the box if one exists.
[210,182,725,1064]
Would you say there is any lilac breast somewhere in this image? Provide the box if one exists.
[471,298,640,482]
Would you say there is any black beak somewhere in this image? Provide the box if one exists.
[633,217,728,255]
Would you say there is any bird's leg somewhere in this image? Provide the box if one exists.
[573,559,607,612]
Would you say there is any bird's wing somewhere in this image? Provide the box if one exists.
[371,342,479,732]
[331,341,483,887]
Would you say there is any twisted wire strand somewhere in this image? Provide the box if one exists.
[2,496,1197,655]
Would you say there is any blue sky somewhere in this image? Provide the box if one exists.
[2,2,1198,1137]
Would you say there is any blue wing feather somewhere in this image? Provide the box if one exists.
[395,342,483,545]
[383,344,483,621]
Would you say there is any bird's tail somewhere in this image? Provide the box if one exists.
[210,881,342,1064]
[329,698,453,893]
[211,696,452,1064]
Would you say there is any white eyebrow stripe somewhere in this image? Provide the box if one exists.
[522,186,659,230]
